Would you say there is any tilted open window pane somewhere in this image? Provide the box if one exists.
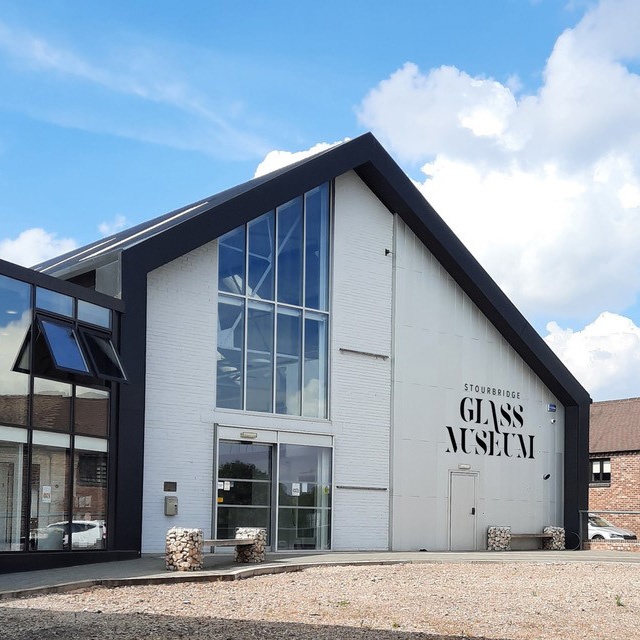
[80,331,127,381]
[217,296,244,410]
[248,212,275,301]
[39,318,90,375]
[218,226,246,295]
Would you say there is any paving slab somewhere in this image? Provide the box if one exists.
[1,549,639,600]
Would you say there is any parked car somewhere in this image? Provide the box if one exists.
[588,514,637,540]
[46,520,107,549]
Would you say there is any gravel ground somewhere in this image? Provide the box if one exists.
[1,562,638,640]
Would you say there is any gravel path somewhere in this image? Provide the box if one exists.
[1,561,638,639]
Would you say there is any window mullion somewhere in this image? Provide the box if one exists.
[242,226,250,411]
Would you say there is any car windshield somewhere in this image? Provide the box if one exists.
[589,515,613,527]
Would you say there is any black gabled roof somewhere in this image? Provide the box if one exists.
[35,132,591,408]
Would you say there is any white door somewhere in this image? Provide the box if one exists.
[449,472,477,550]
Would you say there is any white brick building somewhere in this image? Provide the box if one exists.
[34,133,591,559]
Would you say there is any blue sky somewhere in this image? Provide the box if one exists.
[1,0,640,400]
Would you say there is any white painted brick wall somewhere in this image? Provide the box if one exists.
[331,171,393,550]
[142,241,218,553]
[392,217,565,551]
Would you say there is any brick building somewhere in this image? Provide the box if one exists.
[589,398,640,537]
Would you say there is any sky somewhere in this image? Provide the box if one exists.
[0,0,639,402]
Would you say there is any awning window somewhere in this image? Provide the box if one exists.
[79,330,127,382]
[13,314,126,384]
[39,318,91,375]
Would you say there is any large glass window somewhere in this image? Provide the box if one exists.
[278,444,331,550]
[246,302,274,413]
[0,270,119,555]
[32,378,72,431]
[217,296,245,410]
[305,184,330,311]
[276,308,301,415]
[217,442,272,541]
[0,275,31,427]
[248,212,274,300]
[0,428,28,551]
[29,434,71,551]
[216,183,330,418]
[75,386,109,437]
[73,440,108,550]
[215,439,331,550]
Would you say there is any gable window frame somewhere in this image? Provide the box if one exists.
[590,457,611,485]
[216,182,331,419]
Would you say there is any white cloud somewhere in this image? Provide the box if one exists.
[357,0,640,323]
[99,214,128,237]
[0,20,270,159]
[0,228,77,267]
[254,139,350,178]
[544,313,640,401]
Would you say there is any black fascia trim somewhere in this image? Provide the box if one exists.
[564,402,590,549]
[0,550,139,574]
[111,255,146,552]
[0,258,124,312]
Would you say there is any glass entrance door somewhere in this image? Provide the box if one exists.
[216,441,273,542]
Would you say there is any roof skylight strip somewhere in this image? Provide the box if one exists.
[79,202,210,262]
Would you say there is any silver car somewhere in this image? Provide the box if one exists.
[588,514,637,540]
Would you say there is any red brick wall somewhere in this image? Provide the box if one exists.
[589,451,640,536]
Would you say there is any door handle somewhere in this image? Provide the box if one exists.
[471,507,476,515]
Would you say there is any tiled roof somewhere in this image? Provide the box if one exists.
[590,397,640,453]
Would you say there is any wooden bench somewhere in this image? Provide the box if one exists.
[202,538,256,549]
[203,530,266,563]
[510,533,553,540]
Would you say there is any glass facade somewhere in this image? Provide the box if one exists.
[0,270,121,554]
[216,183,330,418]
[216,439,332,550]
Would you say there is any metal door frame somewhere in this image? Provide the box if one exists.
[448,470,479,551]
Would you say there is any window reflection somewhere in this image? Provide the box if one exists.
[0,276,30,427]
[246,302,274,412]
[276,308,301,415]
[75,386,109,437]
[73,449,107,549]
[216,184,330,418]
[36,288,73,317]
[0,434,28,551]
[305,185,330,311]
[218,227,245,295]
[304,313,328,419]
[277,444,331,550]
[248,212,274,300]
[277,197,303,306]
[217,296,244,409]
[30,441,70,551]
[33,378,72,431]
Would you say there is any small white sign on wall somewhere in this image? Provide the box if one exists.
[42,486,52,503]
